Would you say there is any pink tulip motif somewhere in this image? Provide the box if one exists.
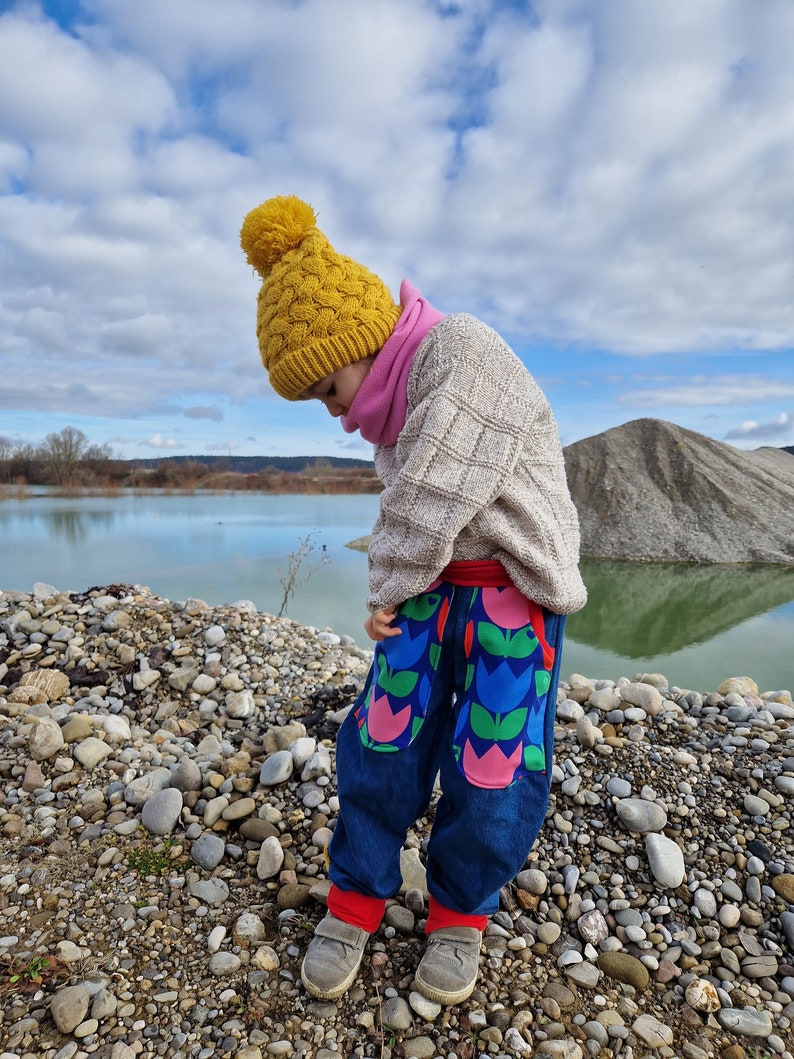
[480,587,533,629]
[461,739,523,788]
[479,589,554,668]
[364,692,414,746]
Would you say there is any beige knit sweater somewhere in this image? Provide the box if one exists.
[367,313,587,615]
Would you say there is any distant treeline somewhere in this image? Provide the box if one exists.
[0,427,380,495]
[133,453,374,473]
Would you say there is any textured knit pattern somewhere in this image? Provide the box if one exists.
[240,195,401,400]
[367,314,587,615]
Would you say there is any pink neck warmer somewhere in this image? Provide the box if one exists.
[341,279,444,446]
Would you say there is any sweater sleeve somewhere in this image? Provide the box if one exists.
[366,315,549,611]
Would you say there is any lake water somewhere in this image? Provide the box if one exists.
[1,490,792,693]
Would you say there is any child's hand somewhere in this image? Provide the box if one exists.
[364,606,403,642]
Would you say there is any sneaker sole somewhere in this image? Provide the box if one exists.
[413,970,477,1006]
[301,955,363,1001]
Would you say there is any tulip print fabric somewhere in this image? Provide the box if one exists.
[354,583,556,789]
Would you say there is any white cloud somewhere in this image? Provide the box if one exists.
[1,0,793,457]
[621,374,794,409]
[143,433,181,449]
[725,411,793,442]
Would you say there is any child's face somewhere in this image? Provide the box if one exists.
[301,359,372,418]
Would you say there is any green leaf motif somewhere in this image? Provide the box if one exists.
[429,642,442,671]
[496,707,529,741]
[534,670,551,696]
[401,593,442,622]
[476,622,540,659]
[523,744,546,771]
[468,703,528,742]
[469,702,498,740]
[376,653,419,697]
[464,662,475,691]
[411,716,424,740]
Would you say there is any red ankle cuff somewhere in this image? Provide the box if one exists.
[426,896,488,934]
[327,884,386,933]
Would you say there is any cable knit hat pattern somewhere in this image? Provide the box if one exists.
[240,195,402,400]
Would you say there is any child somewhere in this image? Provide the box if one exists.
[240,195,587,1005]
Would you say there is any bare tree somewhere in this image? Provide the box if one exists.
[0,436,15,482]
[40,426,90,486]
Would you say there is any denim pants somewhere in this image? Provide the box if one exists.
[328,580,566,916]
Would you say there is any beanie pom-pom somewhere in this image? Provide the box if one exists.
[240,195,317,276]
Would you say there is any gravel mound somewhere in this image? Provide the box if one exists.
[564,418,794,564]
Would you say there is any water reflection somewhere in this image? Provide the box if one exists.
[48,509,117,544]
[1,492,791,689]
[568,559,794,657]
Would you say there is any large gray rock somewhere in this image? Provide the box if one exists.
[50,984,91,1033]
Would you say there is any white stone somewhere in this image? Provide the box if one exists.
[29,718,65,760]
[615,798,667,834]
[290,736,317,769]
[719,904,741,928]
[207,926,227,953]
[233,912,267,946]
[124,768,172,806]
[685,978,720,1012]
[693,887,718,919]
[645,833,685,889]
[619,682,664,716]
[205,624,227,646]
[73,736,112,768]
[226,689,255,719]
[209,951,241,976]
[192,673,217,695]
[251,945,280,971]
[408,990,442,1021]
[632,1014,673,1047]
[102,715,132,741]
[259,750,294,786]
[256,835,285,880]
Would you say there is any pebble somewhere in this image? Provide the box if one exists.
[645,832,685,887]
[614,796,668,833]
[259,750,294,785]
[190,831,226,869]
[0,584,792,1059]
[408,990,441,1020]
[140,785,183,834]
[50,985,91,1033]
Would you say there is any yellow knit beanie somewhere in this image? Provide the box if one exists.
[240,195,402,400]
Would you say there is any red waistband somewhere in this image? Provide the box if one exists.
[439,560,514,587]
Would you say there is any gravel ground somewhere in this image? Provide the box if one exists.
[0,582,793,1059]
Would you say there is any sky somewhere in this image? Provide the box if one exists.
[1,0,793,461]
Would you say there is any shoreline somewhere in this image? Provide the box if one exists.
[1,583,793,1059]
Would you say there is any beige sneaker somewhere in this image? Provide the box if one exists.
[300,912,370,1000]
[414,926,482,1005]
